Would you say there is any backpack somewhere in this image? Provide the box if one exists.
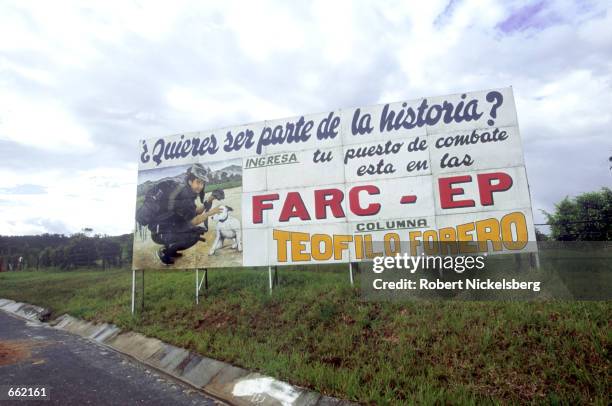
[135,179,183,227]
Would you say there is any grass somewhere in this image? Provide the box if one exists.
[0,267,610,404]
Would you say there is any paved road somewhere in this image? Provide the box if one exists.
[0,311,224,406]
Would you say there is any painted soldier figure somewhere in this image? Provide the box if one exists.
[138,164,221,265]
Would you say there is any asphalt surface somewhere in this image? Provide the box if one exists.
[0,311,224,406]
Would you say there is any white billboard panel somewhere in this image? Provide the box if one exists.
[133,87,536,269]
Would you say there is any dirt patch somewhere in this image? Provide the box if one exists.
[194,307,240,330]
[0,340,48,366]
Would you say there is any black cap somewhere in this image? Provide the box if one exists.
[188,163,209,182]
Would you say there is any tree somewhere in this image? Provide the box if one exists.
[39,247,53,267]
[98,239,122,269]
[66,235,98,268]
[52,247,67,269]
[544,187,612,241]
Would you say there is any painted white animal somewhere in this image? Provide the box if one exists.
[209,205,242,255]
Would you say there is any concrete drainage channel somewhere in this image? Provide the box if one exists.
[0,299,356,406]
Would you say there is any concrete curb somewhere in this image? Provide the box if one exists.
[0,299,356,406]
[0,298,49,322]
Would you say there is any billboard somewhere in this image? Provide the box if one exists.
[132,87,536,270]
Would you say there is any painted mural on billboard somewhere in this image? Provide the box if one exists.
[133,159,243,269]
[133,87,536,270]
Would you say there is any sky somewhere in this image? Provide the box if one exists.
[0,0,610,236]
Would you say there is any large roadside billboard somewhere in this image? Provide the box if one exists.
[132,87,536,270]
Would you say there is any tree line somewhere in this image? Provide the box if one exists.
[0,232,132,271]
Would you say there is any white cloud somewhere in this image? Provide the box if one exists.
[517,69,612,138]
[220,1,307,62]
[166,84,296,127]
[0,165,136,235]
[0,91,93,150]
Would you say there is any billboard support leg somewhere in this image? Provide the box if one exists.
[131,269,136,315]
[141,269,145,313]
[530,252,541,269]
[515,254,523,271]
[268,266,273,294]
[274,266,279,287]
[198,268,207,293]
[196,268,208,305]
[349,262,354,286]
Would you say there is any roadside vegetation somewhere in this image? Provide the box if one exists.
[0,268,609,404]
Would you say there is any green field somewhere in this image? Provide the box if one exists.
[0,268,609,404]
